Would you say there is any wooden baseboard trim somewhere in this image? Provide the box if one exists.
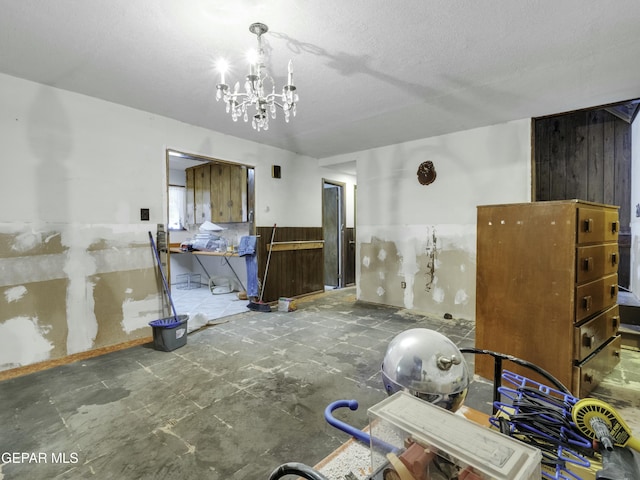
[293,289,332,303]
[0,336,152,382]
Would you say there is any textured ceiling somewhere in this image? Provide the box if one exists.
[2,0,640,161]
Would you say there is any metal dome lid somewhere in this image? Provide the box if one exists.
[381,328,470,410]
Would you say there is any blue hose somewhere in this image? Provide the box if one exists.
[324,399,398,453]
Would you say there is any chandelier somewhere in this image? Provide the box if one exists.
[215,23,298,132]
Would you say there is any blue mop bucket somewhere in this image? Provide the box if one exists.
[149,314,189,351]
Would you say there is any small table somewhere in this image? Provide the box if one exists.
[169,247,245,292]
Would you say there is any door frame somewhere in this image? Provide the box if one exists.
[322,179,346,289]
[165,148,255,291]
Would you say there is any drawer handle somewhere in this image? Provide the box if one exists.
[583,257,593,271]
[583,218,594,233]
[583,373,593,384]
[611,252,618,266]
[614,350,620,358]
[582,295,593,311]
[611,221,619,234]
[583,334,595,349]
[610,285,617,297]
[612,316,619,329]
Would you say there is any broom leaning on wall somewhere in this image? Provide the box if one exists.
[247,224,276,312]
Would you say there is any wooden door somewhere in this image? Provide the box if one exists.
[211,163,247,222]
[185,168,195,225]
[228,165,247,222]
[210,163,230,223]
[193,164,211,224]
[323,184,340,287]
[186,161,248,225]
[534,109,631,288]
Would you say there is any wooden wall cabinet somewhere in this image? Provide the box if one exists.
[185,163,247,224]
[475,200,620,397]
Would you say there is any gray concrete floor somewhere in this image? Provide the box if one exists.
[0,287,638,480]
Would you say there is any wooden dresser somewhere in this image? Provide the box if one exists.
[475,200,621,397]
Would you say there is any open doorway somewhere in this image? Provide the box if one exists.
[322,179,346,289]
[166,149,255,327]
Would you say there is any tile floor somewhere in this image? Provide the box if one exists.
[171,284,249,332]
[0,287,638,480]
[171,285,340,333]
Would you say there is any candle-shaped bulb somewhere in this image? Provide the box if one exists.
[247,49,258,76]
[287,60,293,85]
[216,59,228,85]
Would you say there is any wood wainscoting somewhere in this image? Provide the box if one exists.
[344,227,355,286]
[256,226,325,302]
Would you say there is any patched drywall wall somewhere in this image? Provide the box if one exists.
[358,225,476,319]
[91,268,162,347]
[325,119,533,319]
[0,224,162,371]
[0,72,355,372]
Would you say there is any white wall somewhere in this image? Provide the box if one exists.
[0,72,355,227]
[0,72,354,371]
[254,159,356,228]
[323,119,532,319]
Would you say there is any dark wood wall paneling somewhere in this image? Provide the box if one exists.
[256,226,324,302]
[344,227,356,286]
[534,109,632,287]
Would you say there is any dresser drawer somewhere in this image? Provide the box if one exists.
[576,244,619,284]
[573,335,621,397]
[577,207,619,244]
[574,305,620,362]
[575,273,618,322]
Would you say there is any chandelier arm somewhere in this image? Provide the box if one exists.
[264,92,283,102]
[265,93,296,105]
[228,92,251,101]
[269,100,286,110]
[230,101,251,111]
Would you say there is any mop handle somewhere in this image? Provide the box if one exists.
[259,224,277,302]
[148,231,178,320]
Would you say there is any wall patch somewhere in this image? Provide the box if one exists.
[5,285,27,303]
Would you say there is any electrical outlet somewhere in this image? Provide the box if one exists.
[400,281,406,289]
